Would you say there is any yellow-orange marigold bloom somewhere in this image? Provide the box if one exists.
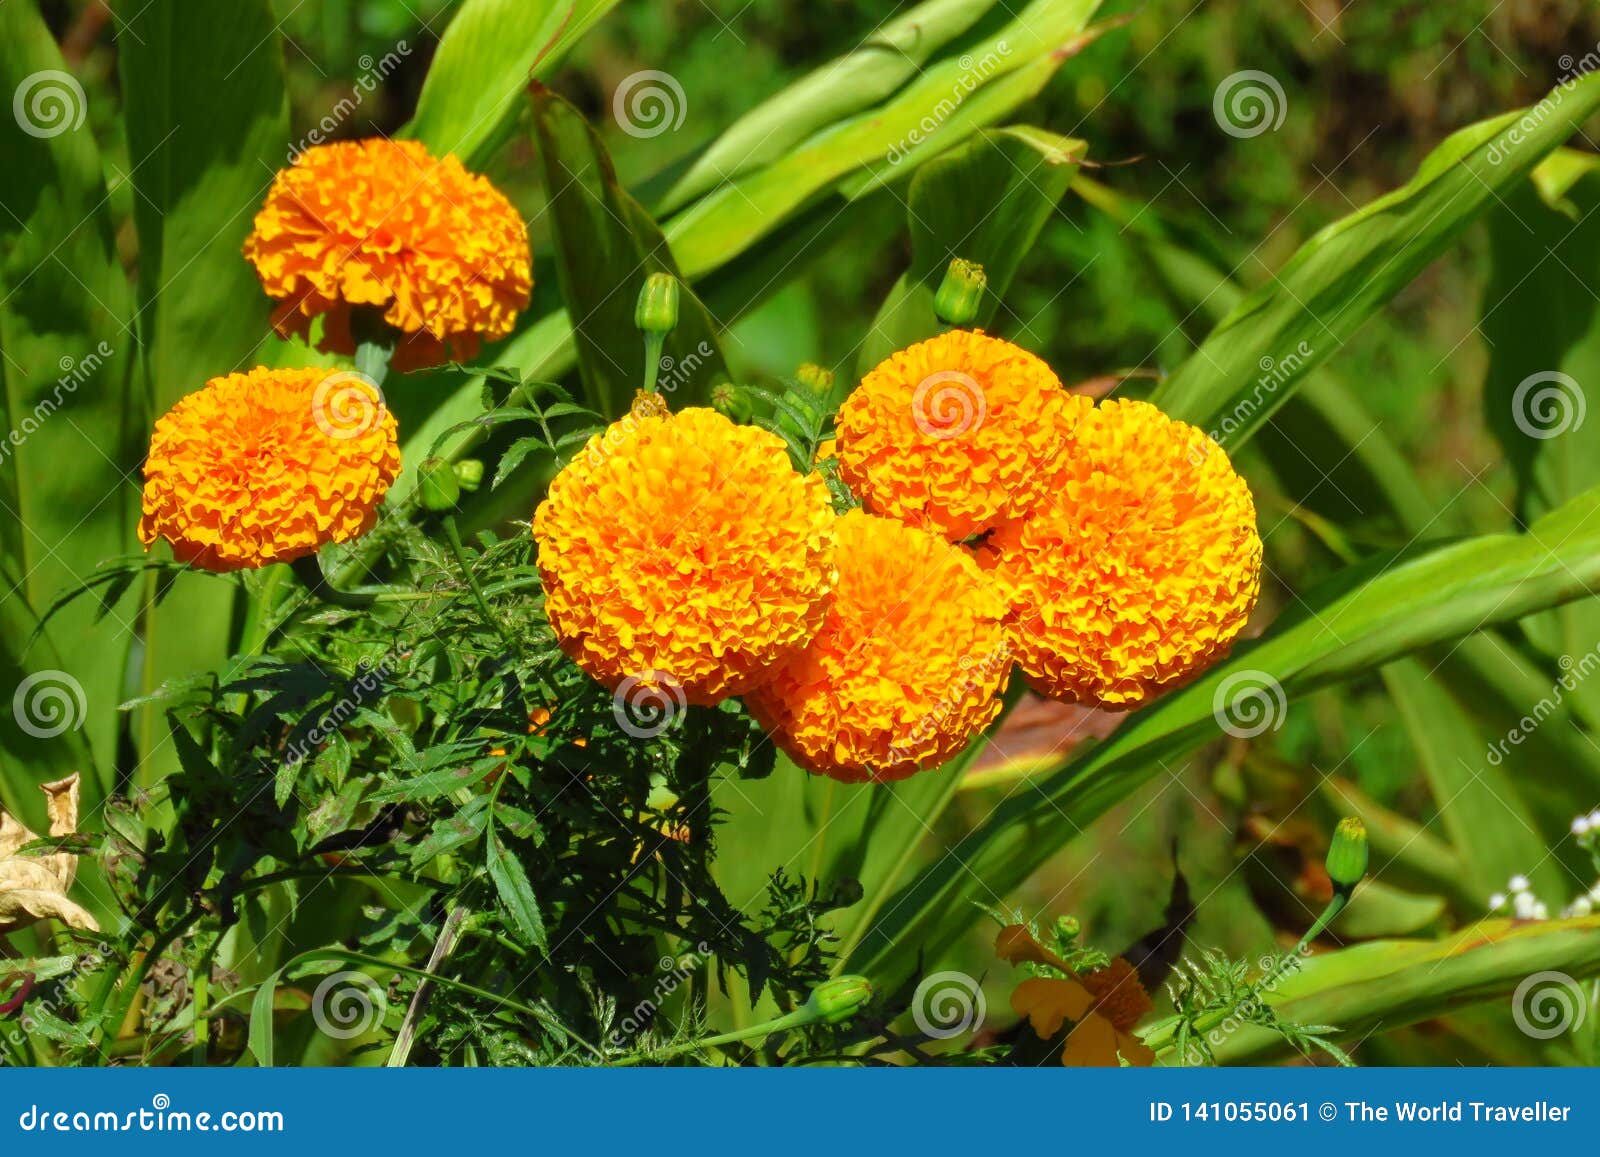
[139,367,401,573]
[745,509,1011,783]
[980,398,1261,709]
[835,330,1091,540]
[244,139,531,371]
[532,407,836,706]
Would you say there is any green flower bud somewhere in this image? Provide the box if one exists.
[934,258,987,326]
[1325,817,1369,892]
[454,458,485,493]
[795,363,835,397]
[803,975,872,1025]
[417,456,460,512]
[710,381,752,423]
[635,272,680,335]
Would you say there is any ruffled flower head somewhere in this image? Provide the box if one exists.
[980,398,1261,709]
[244,138,531,370]
[139,367,401,572]
[745,509,1011,782]
[532,406,837,705]
[835,330,1091,540]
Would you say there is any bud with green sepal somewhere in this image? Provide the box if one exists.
[710,380,752,423]
[636,273,681,394]
[802,975,872,1025]
[935,258,987,327]
[1325,817,1369,895]
[417,456,461,513]
[454,458,485,493]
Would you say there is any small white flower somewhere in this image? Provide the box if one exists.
[1575,815,1593,837]
[1570,897,1594,917]
[1513,892,1538,918]
[1532,902,1550,920]
[1589,882,1600,903]
[1509,874,1531,893]
[1488,892,1507,910]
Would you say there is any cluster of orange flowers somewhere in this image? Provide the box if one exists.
[140,140,531,570]
[535,329,1262,782]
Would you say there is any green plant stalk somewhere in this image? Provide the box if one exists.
[441,515,519,654]
[641,331,666,395]
[613,1004,820,1066]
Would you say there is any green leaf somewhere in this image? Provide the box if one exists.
[1210,916,1600,1064]
[1482,150,1600,727]
[113,0,293,782]
[530,87,730,419]
[407,0,623,169]
[847,482,1600,990]
[0,0,141,800]
[1152,73,1600,448]
[859,126,1085,370]
[487,822,548,953]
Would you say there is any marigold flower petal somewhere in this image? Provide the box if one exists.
[745,509,1012,782]
[244,139,531,371]
[139,367,401,572]
[532,407,837,705]
[980,398,1262,709]
[835,330,1091,540]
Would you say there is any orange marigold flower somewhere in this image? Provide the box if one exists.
[745,509,1011,783]
[244,139,531,371]
[532,407,836,706]
[997,923,1155,1067]
[835,330,1091,540]
[139,367,400,573]
[980,398,1261,709]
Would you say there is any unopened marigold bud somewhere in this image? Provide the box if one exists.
[803,975,872,1024]
[795,363,835,397]
[417,456,460,512]
[935,258,987,326]
[1325,817,1368,892]
[635,272,680,335]
[454,458,485,492]
[710,381,751,423]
